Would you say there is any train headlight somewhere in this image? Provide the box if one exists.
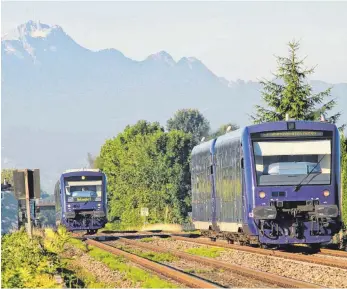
[259,191,266,199]
[323,190,330,197]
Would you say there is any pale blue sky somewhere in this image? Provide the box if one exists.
[2,1,347,83]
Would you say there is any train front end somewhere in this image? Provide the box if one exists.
[245,121,341,245]
[60,170,107,233]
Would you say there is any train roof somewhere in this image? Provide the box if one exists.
[191,138,215,156]
[214,128,244,144]
[63,168,101,173]
[192,120,337,156]
[246,120,337,133]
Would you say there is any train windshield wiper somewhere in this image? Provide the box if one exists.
[294,154,326,192]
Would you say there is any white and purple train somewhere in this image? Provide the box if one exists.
[191,120,342,247]
[54,169,107,234]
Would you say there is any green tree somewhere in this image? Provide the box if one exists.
[99,120,195,228]
[1,169,14,185]
[166,109,210,144]
[252,40,341,125]
[209,122,239,139]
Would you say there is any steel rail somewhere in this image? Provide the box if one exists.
[171,235,347,270]
[85,238,220,288]
[319,248,347,258]
[116,237,320,288]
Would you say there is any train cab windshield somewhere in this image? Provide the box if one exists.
[64,177,103,202]
[252,136,332,186]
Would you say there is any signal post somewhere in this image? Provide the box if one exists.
[13,169,40,238]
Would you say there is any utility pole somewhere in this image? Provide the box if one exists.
[24,169,32,238]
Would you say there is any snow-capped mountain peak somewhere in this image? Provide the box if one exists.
[146,51,176,66]
[2,20,63,41]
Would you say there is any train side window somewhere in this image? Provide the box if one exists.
[210,165,213,175]
[241,158,244,169]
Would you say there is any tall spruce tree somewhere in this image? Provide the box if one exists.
[252,40,341,125]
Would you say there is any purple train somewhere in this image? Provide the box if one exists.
[54,169,107,234]
[191,121,342,247]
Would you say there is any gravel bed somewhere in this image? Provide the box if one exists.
[67,242,183,288]
[144,237,347,288]
[109,241,277,288]
[63,244,134,287]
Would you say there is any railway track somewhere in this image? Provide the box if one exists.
[319,248,347,258]
[75,230,347,259]
[85,238,220,288]
[171,235,347,270]
[113,237,320,288]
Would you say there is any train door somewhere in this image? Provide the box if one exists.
[210,139,218,231]
[241,145,248,225]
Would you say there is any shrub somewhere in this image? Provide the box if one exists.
[1,229,61,288]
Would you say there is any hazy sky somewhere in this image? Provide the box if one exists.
[2,1,347,83]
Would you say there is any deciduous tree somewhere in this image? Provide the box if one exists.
[98,120,194,228]
[167,109,210,144]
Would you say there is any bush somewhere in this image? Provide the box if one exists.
[1,229,62,288]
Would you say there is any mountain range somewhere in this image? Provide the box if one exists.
[2,21,346,192]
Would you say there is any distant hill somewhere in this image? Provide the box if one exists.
[2,21,346,191]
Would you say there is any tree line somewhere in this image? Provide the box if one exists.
[90,40,346,227]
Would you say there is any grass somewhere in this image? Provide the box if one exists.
[184,268,210,274]
[119,245,178,263]
[68,238,88,252]
[139,237,154,243]
[61,258,110,288]
[88,246,178,288]
[185,247,225,258]
[69,241,177,288]
[183,230,201,235]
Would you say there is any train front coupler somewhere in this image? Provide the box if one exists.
[290,219,304,239]
[253,206,278,237]
[309,205,339,236]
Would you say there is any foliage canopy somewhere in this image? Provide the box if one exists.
[166,109,210,144]
[98,120,195,227]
